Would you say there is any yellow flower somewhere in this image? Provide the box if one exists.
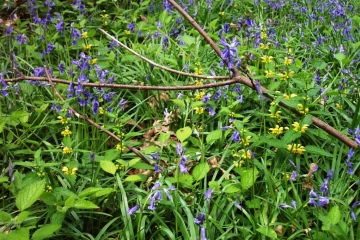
[195,62,201,66]
[283,93,297,100]
[261,55,274,63]
[81,32,88,39]
[283,57,292,66]
[269,125,283,135]
[99,107,105,115]
[62,166,69,175]
[89,58,97,64]
[195,80,203,86]
[71,167,78,175]
[194,67,203,75]
[63,147,72,154]
[234,160,244,167]
[219,12,225,16]
[298,104,309,115]
[260,42,270,50]
[240,149,253,160]
[82,44,92,51]
[116,143,126,152]
[287,48,293,55]
[125,30,131,34]
[241,136,252,146]
[269,110,281,119]
[292,122,309,133]
[265,70,275,78]
[287,143,306,155]
[278,70,294,80]
[58,116,70,124]
[195,91,205,100]
[335,103,342,110]
[61,126,72,137]
[101,14,109,19]
[260,32,268,40]
[194,107,204,115]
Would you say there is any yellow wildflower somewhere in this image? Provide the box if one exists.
[269,125,283,135]
[278,70,294,80]
[260,32,268,40]
[240,149,253,160]
[101,14,109,19]
[125,30,131,34]
[81,32,88,39]
[287,48,293,55]
[89,58,97,64]
[269,110,281,119]
[61,126,72,137]
[71,168,78,175]
[292,122,309,133]
[298,104,309,115]
[195,80,203,86]
[219,12,225,16]
[116,143,126,152]
[58,116,70,124]
[335,103,342,110]
[260,42,270,50]
[62,166,69,175]
[195,91,205,100]
[194,107,204,115]
[99,107,105,115]
[194,67,203,75]
[195,62,201,66]
[234,160,244,167]
[287,143,306,155]
[62,166,77,175]
[283,93,297,100]
[283,57,292,66]
[241,136,252,146]
[261,55,274,63]
[63,147,72,154]
[265,70,275,78]
[82,44,92,51]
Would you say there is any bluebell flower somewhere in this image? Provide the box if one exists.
[8,158,14,182]
[202,93,211,103]
[163,0,173,14]
[200,226,208,240]
[208,107,216,116]
[179,156,187,173]
[161,36,169,51]
[205,188,214,203]
[127,205,138,215]
[127,23,136,32]
[151,181,162,191]
[351,201,360,221]
[92,95,99,115]
[118,98,127,111]
[16,34,28,45]
[212,88,222,100]
[90,151,95,161]
[219,36,240,69]
[194,213,205,226]
[232,131,240,142]
[233,201,242,210]
[6,26,12,36]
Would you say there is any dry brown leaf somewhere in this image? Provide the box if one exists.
[208,156,220,168]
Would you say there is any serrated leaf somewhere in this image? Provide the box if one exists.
[104,149,119,161]
[100,160,117,175]
[241,168,259,190]
[192,163,210,181]
[16,180,45,211]
[282,130,301,144]
[262,137,287,149]
[302,114,313,125]
[50,212,65,225]
[176,127,192,142]
[32,224,61,240]
[73,199,99,209]
[0,211,12,224]
[16,211,30,224]
[10,110,29,124]
[124,174,148,182]
[206,130,222,144]
[223,183,241,194]
[256,226,277,239]
[40,192,57,205]
[178,174,193,187]
[5,228,29,240]
[328,205,341,225]
[305,145,332,157]
[64,195,75,208]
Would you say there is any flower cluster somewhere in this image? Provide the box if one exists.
[309,170,333,207]
[147,182,175,211]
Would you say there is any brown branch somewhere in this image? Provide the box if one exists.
[168,0,357,149]
[43,65,151,165]
[98,28,229,80]
[5,74,237,90]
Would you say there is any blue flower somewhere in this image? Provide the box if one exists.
[194,213,205,226]
[233,201,242,210]
[200,226,208,240]
[127,205,138,215]
[205,188,214,203]
[208,107,216,116]
[219,36,240,69]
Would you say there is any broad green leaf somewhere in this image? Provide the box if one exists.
[16,180,45,211]
[0,176,8,183]
[73,199,99,209]
[305,145,332,157]
[109,51,115,62]
[176,127,192,142]
[5,228,29,240]
[50,212,65,225]
[32,224,61,240]
[65,195,75,208]
[131,162,155,170]
[172,99,185,109]
[256,226,277,239]
[192,163,210,181]
[303,114,313,125]
[246,199,261,209]
[282,130,301,144]
[143,146,159,154]
[241,168,259,190]
[178,174,193,187]
[40,192,57,205]
[79,187,103,198]
[262,137,287,149]
[335,53,346,63]
[35,104,49,113]
[310,58,327,69]
[129,157,141,166]
[10,110,29,124]
[124,174,148,182]
[104,149,119,161]
[191,101,203,109]
[328,205,341,225]
[100,160,117,175]
[159,10,168,24]
[208,181,220,191]
[0,211,12,224]
[16,211,30,224]
[94,188,114,197]
[158,131,170,144]
[179,34,196,46]
[206,130,222,144]
[223,183,241,194]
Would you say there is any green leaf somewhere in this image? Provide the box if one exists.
[159,10,168,24]
[246,199,261,209]
[206,130,222,144]
[302,114,313,125]
[100,160,117,175]
[131,162,155,170]
[16,180,45,211]
[94,188,114,197]
[73,199,99,209]
[208,181,220,191]
[192,163,210,181]
[10,110,29,124]
[256,226,277,239]
[128,158,141,166]
[262,137,287,149]
[5,228,29,240]
[305,145,332,157]
[335,53,346,63]
[50,212,65,225]
[178,174,193,187]
[143,146,159,154]
[282,130,302,144]
[328,205,341,225]
[223,183,241,194]
[176,127,192,142]
[310,58,327,70]
[179,34,196,46]
[40,192,57,205]
[32,224,61,240]
[64,195,75,208]
[16,211,30,224]
[0,211,12,224]
[104,149,119,161]
[158,131,171,144]
[109,51,115,62]
[0,176,8,183]
[124,174,148,182]
[241,168,259,190]
[79,187,103,198]
[172,99,185,109]
[35,104,49,113]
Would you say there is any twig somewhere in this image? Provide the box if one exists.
[43,65,151,164]
[99,28,229,80]
[168,0,357,149]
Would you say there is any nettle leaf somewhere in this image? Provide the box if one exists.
[16,180,45,211]
[223,183,241,194]
[282,130,301,144]
[241,168,259,191]
[262,137,287,149]
[124,174,148,182]
[178,174,193,187]
[256,226,277,239]
[0,211,12,224]
[328,205,341,225]
[206,130,222,144]
[32,224,61,240]
[73,199,99,209]
[305,145,332,157]
[4,227,29,240]
[100,160,117,175]
[176,127,192,142]
[192,163,210,181]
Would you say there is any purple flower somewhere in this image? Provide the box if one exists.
[59,62,65,75]
[161,36,169,51]
[208,107,216,116]
[200,226,208,240]
[151,181,162,191]
[8,158,14,182]
[127,23,136,33]
[232,131,240,142]
[194,213,205,225]
[127,205,138,215]
[220,36,240,69]
[291,200,297,209]
[202,93,211,103]
[92,96,99,114]
[90,151,95,161]
[6,26,13,36]
[179,156,187,173]
[118,98,127,111]
[163,0,173,14]
[205,188,214,203]
[233,201,242,210]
